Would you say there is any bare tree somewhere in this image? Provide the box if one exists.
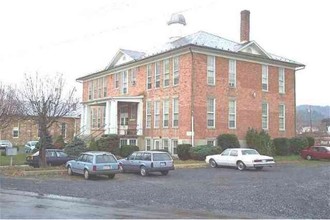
[0,83,18,132]
[18,73,79,167]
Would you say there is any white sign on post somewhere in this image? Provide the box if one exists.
[6,148,17,166]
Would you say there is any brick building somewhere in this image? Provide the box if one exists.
[0,116,80,146]
[77,11,304,154]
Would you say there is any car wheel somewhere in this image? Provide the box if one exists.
[161,171,169,176]
[108,174,115,179]
[67,166,73,175]
[84,169,90,180]
[237,161,246,171]
[255,167,263,171]
[140,166,148,177]
[306,155,312,160]
[209,159,218,168]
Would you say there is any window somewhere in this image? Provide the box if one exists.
[103,77,108,97]
[262,102,269,130]
[122,71,128,94]
[154,101,160,128]
[207,98,215,128]
[207,139,215,147]
[130,68,137,86]
[12,127,19,138]
[173,56,179,86]
[279,104,286,131]
[229,59,236,88]
[228,100,236,129]
[146,101,152,128]
[162,139,169,151]
[163,99,169,128]
[88,81,93,100]
[147,64,152,89]
[129,139,137,146]
[97,107,102,128]
[153,139,160,150]
[279,68,285,94]
[207,56,215,85]
[98,78,103,98]
[115,73,119,88]
[91,108,97,128]
[172,139,178,154]
[262,65,268,91]
[93,79,98,99]
[229,150,238,156]
[146,138,151,151]
[163,59,170,87]
[155,62,161,88]
[172,98,179,127]
[61,123,67,138]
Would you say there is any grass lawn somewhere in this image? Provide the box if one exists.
[0,153,27,166]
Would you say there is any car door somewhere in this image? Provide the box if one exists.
[74,154,87,174]
[123,153,136,171]
[56,151,69,165]
[46,150,57,165]
[132,152,144,171]
[227,150,239,167]
[216,149,231,166]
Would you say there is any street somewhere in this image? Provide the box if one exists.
[1,163,330,219]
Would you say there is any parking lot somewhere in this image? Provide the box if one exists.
[1,163,329,218]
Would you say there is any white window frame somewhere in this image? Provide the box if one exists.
[229,59,236,88]
[279,67,285,94]
[147,64,152,89]
[162,138,170,152]
[61,123,67,138]
[207,98,215,128]
[12,127,19,138]
[279,104,286,131]
[171,139,178,155]
[88,81,93,100]
[103,76,107,97]
[207,139,216,147]
[146,101,152,128]
[163,59,170,87]
[207,56,215,85]
[153,139,160,150]
[173,56,179,86]
[114,73,119,89]
[155,62,161,88]
[122,71,128,94]
[228,100,236,129]
[163,99,169,128]
[262,65,268,92]
[172,98,179,128]
[262,102,269,130]
[145,138,152,151]
[130,68,137,86]
[154,101,160,128]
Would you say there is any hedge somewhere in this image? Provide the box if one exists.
[217,134,240,150]
[289,137,309,155]
[120,145,139,157]
[189,145,222,161]
[177,144,192,160]
[273,138,290,156]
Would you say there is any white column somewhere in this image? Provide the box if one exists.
[109,100,118,134]
[137,100,143,135]
[85,105,91,135]
[104,101,111,134]
[80,105,86,135]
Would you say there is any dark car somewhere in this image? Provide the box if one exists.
[118,151,175,176]
[300,146,330,160]
[26,149,72,167]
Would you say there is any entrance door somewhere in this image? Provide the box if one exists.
[119,107,128,135]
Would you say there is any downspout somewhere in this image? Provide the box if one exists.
[294,65,305,137]
[189,47,195,147]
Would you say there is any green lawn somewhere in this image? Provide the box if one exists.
[0,153,27,166]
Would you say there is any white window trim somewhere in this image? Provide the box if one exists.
[163,59,170,87]
[279,67,285,94]
[155,62,161,88]
[279,104,286,131]
[146,101,152,129]
[172,98,179,128]
[262,102,269,130]
[207,98,216,128]
[146,64,152,90]
[163,99,169,128]
[173,56,179,86]
[229,59,236,88]
[12,127,19,138]
[162,138,170,151]
[154,101,160,128]
[207,139,216,147]
[207,56,216,86]
[122,71,128,94]
[228,100,236,129]
[171,139,178,155]
[145,138,152,151]
[262,65,269,92]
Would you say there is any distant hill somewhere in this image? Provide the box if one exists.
[296,105,330,128]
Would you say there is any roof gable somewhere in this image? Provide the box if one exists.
[236,41,271,58]
[106,49,145,69]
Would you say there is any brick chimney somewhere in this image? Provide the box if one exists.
[240,10,250,43]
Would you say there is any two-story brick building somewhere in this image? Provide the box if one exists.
[77,11,304,154]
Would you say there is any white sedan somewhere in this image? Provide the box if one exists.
[205,148,275,171]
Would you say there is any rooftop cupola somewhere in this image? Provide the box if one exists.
[167,13,186,42]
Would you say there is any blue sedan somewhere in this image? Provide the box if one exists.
[66,151,121,180]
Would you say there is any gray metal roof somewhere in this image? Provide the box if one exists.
[120,49,145,60]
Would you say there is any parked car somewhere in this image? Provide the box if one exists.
[24,141,38,153]
[66,151,121,180]
[118,151,175,176]
[300,146,330,160]
[0,140,13,150]
[26,149,72,167]
[205,148,275,171]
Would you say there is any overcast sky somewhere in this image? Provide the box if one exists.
[0,0,329,106]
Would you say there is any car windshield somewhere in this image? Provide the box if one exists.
[241,149,260,155]
[153,153,172,161]
[96,154,117,164]
[0,140,10,145]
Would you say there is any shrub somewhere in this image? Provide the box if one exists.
[306,136,315,147]
[289,137,309,155]
[177,144,192,160]
[217,134,240,150]
[88,138,98,151]
[189,145,222,161]
[95,134,120,154]
[53,135,65,149]
[245,128,272,155]
[120,145,139,157]
[64,137,87,157]
[273,138,290,156]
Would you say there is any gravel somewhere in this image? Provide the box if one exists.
[1,163,329,218]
